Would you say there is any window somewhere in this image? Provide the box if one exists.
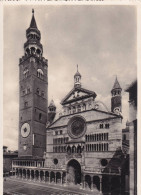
[36,88,39,95]
[39,113,42,120]
[60,130,62,135]
[24,101,28,108]
[27,88,30,93]
[77,105,81,112]
[37,69,44,79]
[105,124,110,129]
[41,91,44,97]
[23,68,29,78]
[100,124,103,129]
[23,90,25,95]
[123,134,126,141]
[55,131,58,135]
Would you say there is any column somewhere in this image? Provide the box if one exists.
[49,172,51,183]
[91,176,93,191]
[55,172,56,184]
[61,173,63,185]
[65,172,67,186]
[99,176,102,194]
[30,170,32,181]
[12,168,13,177]
[43,171,45,182]
[25,169,27,180]
[15,168,17,178]
[39,171,41,182]
[83,174,85,190]
[34,170,36,182]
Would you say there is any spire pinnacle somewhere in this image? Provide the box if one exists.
[30,9,37,29]
[112,76,121,90]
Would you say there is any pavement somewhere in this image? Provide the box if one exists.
[3,177,100,195]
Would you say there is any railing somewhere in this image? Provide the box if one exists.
[84,167,121,175]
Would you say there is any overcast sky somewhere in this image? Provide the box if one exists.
[3,5,137,151]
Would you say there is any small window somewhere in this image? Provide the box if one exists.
[41,91,44,97]
[22,90,25,95]
[24,102,28,108]
[36,88,39,95]
[105,124,110,129]
[55,131,58,135]
[27,88,30,93]
[39,113,42,120]
[60,130,62,135]
[100,124,103,129]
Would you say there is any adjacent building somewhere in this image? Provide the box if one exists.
[125,80,137,195]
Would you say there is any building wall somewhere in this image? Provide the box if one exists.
[45,112,122,170]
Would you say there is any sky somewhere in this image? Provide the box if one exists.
[3,5,137,151]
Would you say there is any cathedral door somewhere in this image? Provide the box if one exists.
[67,159,81,185]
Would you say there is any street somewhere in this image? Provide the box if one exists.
[3,178,100,195]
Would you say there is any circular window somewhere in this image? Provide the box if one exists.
[101,159,108,166]
[68,116,86,139]
[53,158,58,165]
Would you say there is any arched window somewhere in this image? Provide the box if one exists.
[23,68,29,78]
[37,69,44,79]
[73,106,76,113]
[77,105,81,112]
[83,104,86,111]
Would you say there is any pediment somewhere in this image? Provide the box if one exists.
[61,87,97,105]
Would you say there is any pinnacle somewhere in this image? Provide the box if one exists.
[112,76,121,90]
[30,9,38,29]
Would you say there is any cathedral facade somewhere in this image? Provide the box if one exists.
[12,10,125,194]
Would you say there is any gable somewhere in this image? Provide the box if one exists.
[61,87,97,105]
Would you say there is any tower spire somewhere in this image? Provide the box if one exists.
[74,65,81,88]
[30,9,37,29]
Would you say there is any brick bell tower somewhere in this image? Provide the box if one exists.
[111,76,122,114]
[18,10,48,158]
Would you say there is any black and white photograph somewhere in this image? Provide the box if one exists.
[2,4,138,195]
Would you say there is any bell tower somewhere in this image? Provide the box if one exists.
[18,10,48,158]
[111,76,122,114]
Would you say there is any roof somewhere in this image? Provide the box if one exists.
[30,9,38,29]
[74,70,81,78]
[47,108,121,129]
[112,76,121,91]
[49,99,56,108]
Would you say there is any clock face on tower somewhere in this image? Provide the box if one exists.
[21,123,30,138]
[114,107,120,114]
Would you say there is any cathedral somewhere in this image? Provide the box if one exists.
[12,10,127,194]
